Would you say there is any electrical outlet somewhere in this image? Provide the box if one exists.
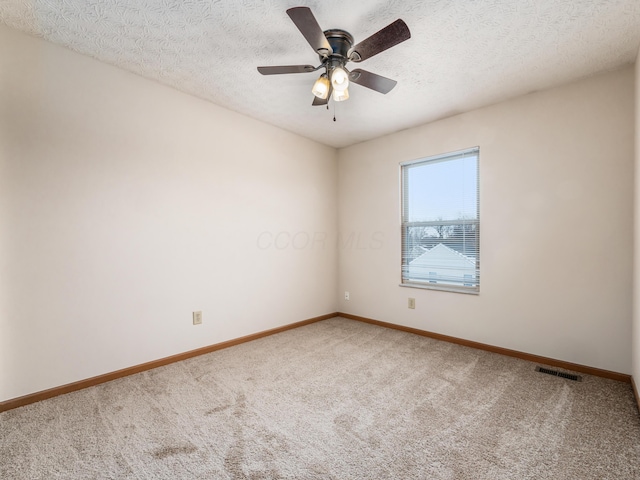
[408,298,415,309]
[193,311,202,325]
[344,291,350,301]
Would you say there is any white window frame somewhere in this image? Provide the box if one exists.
[400,147,480,294]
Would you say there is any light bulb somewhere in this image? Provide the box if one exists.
[331,67,349,92]
[311,74,330,99]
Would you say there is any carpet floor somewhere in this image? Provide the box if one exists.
[1,317,639,479]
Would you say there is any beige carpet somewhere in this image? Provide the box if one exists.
[1,317,639,479]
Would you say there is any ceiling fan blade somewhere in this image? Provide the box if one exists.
[257,65,316,75]
[349,69,397,94]
[286,7,332,55]
[312,85,332,106]
[350,19,410,62]
[312,96,328,106]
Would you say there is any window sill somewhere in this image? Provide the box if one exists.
[399,282,479,295]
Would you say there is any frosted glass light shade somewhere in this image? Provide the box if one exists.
[333,87,349,102]
[312,74,330,99]
[331,67,349,92]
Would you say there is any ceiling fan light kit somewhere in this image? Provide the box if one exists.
[258,7,411,107]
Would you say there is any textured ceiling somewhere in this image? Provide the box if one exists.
[1,0,640,148]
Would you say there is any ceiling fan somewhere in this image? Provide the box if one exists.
[257,7,411,106]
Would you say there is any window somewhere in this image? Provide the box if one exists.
[401,147,479,293]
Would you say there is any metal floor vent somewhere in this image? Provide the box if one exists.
[535,366,582,382]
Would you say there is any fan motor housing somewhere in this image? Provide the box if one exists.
[322,29,354,61]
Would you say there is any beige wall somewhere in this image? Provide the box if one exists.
[0,26,338,402]
[0,25,635,403]
[338,67,635,374]
[633,49,640,384]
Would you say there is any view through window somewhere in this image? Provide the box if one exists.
[401,147,479,293]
